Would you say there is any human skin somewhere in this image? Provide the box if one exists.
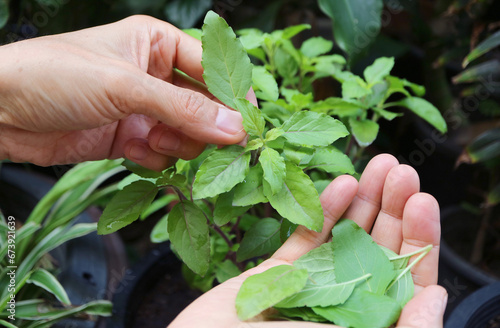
[170,154,447,328]
[0,15,255,171]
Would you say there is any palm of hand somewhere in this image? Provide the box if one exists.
[170,155,446,328]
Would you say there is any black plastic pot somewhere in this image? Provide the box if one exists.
[439,206,499,319]
[106,242,202,328]
[0,165,127,328]
[445,281,500,328]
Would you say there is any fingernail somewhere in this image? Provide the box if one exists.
[158,130,180,151]
[216,107,244,135]
[129,145,147,160]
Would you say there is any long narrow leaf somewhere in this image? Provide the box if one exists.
[27,269,71,305]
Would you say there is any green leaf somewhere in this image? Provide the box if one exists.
[464,127,500,163]
[395,97,447,134]
[293,242,336,282]
[275,46,299,82]
[453,60,500,84]
[201,11,252,108]
[0,0,8,29]
[318,0,383,60]
[259,148,286,195]
[150,213,169,243]
[364,57,395,85]
[386,269,414,307]
[234,98,265,137]
[300,37,333,58]
[97,180,158,235]
[279,219,298,243]
[331,219,395,295]
[122,159,162,178]
[232,164,268,207]
[164,0,212,29]
[215,259,241,283]
[310,97,362,117]
[214,191,250,226]
[252,66,279,101]
[281,111,349,147]
[235,265,308,320]
[245,138,264,152]
[313,289,401,328]
[265,128,284,142]
[275,307,329,323]
[281,24,311,39]
[349,118,380,147]
[282,143,315,165]
[342,77,372,99]
[277,274,370,308]
[264,162,324,232]
[0,320,18,328]
[167,200,210,276]
[304,147,355,175]
[236,218,281,262]
[193,145,251,199]
[463,30,500,67]
[27,269,71,305]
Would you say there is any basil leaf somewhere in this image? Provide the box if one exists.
[252,66,279,101]
[167,200,210,276]
[332,219,395,295]
[201,11,252,108]
[282,111,349,147]
[264,162,324,232]
[232,164,268,207]
[394,97,447,134]
[386,269,414,307]
[98,180,158,235]
[313,289,401,328]
[363,57,395,85]
[235,265,308,321]
[276,307,329,323]
[349,118,380,147]
[304,147,355,175]
[259,148,286,195]
[300,37,333,58]
[215,259,241,283]
[279,219,298,243]
[234,97,266,137]
[293,242,335,283]
[193,145,251,199]
[214,191,250,226]
[236,218,281,262]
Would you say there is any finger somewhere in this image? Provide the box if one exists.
[400,193,441,293]
[271,175,358,262]
[121,74,246,145]
[343,154,399,232]
[370,165,420,252]
[397,285,447,328]
[148,124,207,160]
[124,138,177,171]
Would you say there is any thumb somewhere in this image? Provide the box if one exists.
[123,73,246,145]
[397,285,447,328]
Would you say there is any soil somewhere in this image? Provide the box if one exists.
[131,267,203,328]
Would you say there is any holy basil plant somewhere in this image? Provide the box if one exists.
[236,219,432,327]
[97,10,352,281]
[96,10,445,292]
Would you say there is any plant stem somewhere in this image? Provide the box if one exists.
[470,205,492,264]
[386,244,433,290]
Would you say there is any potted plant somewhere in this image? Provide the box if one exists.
[96,9,446,326]
[0,160,127,328]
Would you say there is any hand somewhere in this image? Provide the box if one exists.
[0,16,254,171]
[169,154,447,327]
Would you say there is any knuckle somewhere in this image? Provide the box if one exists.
[179,90,209,123]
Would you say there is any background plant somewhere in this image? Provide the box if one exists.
[96,11,447,293]
[0,160,123,327]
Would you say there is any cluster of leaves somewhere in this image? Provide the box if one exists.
[0,160,120,327]
[97,10,446,291]
[236,20,446,161]
[236,219,432,327]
